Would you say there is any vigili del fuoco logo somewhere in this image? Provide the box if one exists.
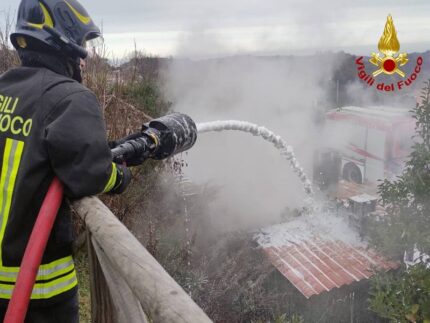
[355,14,423,92]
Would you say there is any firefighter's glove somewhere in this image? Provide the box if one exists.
[110,164,132,194]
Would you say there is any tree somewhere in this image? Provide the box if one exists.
[369,81,430,322]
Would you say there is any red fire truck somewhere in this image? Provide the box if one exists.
[314,106,415,197]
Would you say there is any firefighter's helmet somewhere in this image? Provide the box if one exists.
[10,0,100,59]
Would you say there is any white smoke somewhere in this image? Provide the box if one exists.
[162,54,341,231]
[158,2,428,232]
[197,120,313,195]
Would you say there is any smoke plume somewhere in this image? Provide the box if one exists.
[161,53,343,231]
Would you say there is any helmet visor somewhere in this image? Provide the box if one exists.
[83,36,104,49]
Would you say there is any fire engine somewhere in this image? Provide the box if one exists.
[314,106,415,198]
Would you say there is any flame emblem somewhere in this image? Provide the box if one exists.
[369,15,408,77]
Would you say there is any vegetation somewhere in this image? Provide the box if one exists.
[75,251,92,323]
[123,81,170,118]
[370,265,430,323]
[369,81,430,322]
[369,81,430,258]
[0,13,19,73]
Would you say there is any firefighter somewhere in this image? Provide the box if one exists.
[0,0,132,321]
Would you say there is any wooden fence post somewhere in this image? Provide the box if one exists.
[87,231,116,323]
[74,197,212,323]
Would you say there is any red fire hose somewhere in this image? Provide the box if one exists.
[4,177,64,323]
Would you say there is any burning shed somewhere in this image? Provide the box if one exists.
[255,210,399,322]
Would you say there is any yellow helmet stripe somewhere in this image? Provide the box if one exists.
[40,3,54,28]
[27,2,54,29]
[64,0,92,25]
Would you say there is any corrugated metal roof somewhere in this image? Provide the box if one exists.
[255,213,399,298]
[261,239,398,298]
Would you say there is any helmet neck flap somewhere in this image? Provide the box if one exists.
[19,49,83,82]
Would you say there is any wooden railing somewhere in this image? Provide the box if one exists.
[73,197,212,323]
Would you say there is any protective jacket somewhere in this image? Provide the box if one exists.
[0,53,118,306]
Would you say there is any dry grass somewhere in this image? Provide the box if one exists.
[0,12,19,73]
[75,251,92,323]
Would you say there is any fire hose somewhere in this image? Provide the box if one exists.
[3,113,197,322]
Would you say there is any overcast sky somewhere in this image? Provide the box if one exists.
[1,0,430,58]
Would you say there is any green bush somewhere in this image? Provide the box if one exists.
[369,81,430,322]
[370,265,430,323]
[124,81,171,118]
